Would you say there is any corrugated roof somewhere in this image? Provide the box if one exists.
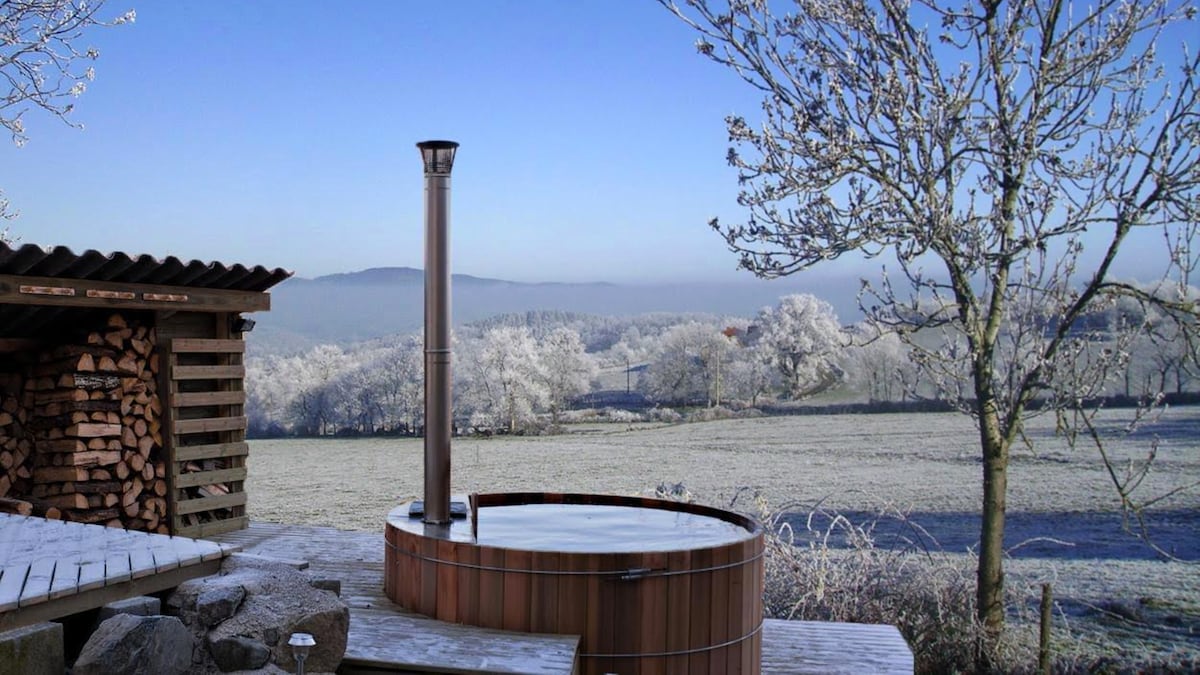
[0,243,292,292]
[0,243,292,341]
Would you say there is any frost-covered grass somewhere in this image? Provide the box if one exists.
[247,406,1200,670]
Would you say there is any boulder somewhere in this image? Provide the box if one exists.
[73,614,192,675]
[168,555,348,673]
[207,634,270,671]
[0,622,64,675]
[97,595,161,622]
[197,584,245,627]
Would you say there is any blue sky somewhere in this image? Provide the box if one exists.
[6,1,777,283]
[3,1,1190,287]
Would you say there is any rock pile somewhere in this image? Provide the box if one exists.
[72,554,348,674]
[167,554,349,673]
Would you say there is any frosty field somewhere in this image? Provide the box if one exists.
[246,407,1200,662]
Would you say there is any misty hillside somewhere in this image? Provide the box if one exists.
[248,266,864,353]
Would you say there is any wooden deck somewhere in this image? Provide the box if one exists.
[212,521,913,674]
[211,522,580,674]
[0,513,240,633]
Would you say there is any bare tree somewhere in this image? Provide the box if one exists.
[1,0,134,220]
[660,0,1199,660]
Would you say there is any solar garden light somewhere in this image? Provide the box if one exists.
[288,632,315,675]
[417,140,458,525]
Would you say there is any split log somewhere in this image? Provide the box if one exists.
[72,480,121,495]
[72,507,119,523]
[121,477,143,507]
[0,497,32,516]
[44,493,88,510]
[33,466,89,483]
[65,422,122,438]
[73,374,121,391]
[61,450,121,468]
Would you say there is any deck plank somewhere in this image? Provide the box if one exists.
[349,607,579,674]
[760,619,914,674]
[47,520,87,600]
[103,552,131,585]
[77,555,107,593]
[0,564,28,611]
[128,544,157,579]
[19,557,55,607]
[0,514,241,633]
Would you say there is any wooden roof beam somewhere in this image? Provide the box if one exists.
[0,274,270,313]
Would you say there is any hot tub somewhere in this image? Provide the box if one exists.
[384,492,764,675]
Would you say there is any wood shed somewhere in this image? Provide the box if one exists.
[0,243,290,538]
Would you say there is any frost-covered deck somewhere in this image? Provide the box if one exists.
[211,520,913,674]
[0,513,239,633]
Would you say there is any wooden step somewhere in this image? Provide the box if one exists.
[339,607,580,675]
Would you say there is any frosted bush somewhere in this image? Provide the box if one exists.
[605,408,643,423]
[647,407,683,423]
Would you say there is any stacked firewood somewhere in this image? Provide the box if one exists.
[21,314,170,533]
[0,373,35,515]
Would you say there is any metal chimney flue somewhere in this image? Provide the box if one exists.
[417,139,458,525]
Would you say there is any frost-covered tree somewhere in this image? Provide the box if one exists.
[460,327,548,433]
[756,294,845,399]
[537,327,598,424]
[844,326,912,403]
[245,355,292,437]
[287,344,349,435]
[721,342,778,405]
[1,1,134,221]
[371,335,424,433]
[642,321,732,405]
[662,0,1200,656]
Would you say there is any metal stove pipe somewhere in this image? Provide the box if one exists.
[417,140,458,525]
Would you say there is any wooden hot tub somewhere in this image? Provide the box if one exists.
[384,492,764,675]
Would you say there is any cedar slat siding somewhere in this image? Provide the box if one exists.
[384,493,765,675]
[174,491,247,516]
[174,442,248,462]
[173,416,247,435]
[161,318,248,536]
[174,467,247,489]
[172,365,245,380]
[172,391,245,407]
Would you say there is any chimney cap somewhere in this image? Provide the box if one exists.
[417,140,459,175]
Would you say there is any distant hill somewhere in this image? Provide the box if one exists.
[247,267,865,354]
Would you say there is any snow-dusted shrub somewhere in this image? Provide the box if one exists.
[604,408,643,424]
[757,499,1040,673]
[557,408,599,424]
[646,407,683,423]
[687,406,736,423]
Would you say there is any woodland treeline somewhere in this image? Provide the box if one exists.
[244,292,1196,438]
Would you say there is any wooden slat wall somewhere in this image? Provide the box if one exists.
[160,313,248,539]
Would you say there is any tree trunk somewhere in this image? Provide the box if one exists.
[977,400,1009,666]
